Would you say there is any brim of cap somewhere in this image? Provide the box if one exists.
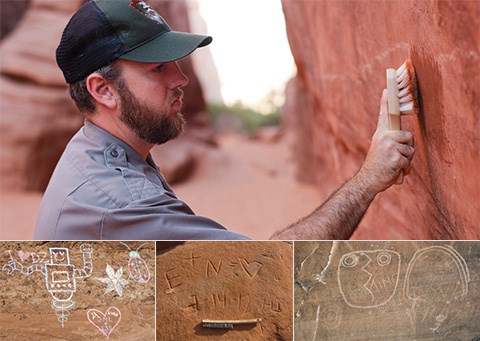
[118,30,212,63]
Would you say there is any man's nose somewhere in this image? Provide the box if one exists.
[170,62,189,89]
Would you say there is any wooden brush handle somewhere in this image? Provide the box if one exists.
[386,69,404,184]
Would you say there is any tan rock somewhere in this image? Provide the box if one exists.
[0,76,83,191]
[156,241,293,340]
[294,241,480,340]
[0,0,84,86]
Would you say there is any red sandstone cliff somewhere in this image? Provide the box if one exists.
[281,0,479,239]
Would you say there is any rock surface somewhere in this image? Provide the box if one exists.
[0,0,84,191]
[0,0,216,191]
[0,241,155,340]
[156,241,292,340]
[294,241,480,340]
[281,0,480,239]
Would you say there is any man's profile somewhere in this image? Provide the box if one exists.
[34,0,414,240]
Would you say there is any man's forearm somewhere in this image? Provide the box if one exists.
[270,170,378,240]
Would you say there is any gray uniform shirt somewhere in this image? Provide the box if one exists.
[33,120,249,240]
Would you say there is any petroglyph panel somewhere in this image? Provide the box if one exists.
[294,241,480,340]
[337,250,401,308]
[156,241,292,340]
[0,241,155,341]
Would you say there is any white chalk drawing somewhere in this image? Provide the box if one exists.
[296,242,338,294]
[96,264,129,298]
[119,242,151,283]
[337,250,401,308]
[4,250,48,265]
[317,241,338,285]
[2,259,46,275]
[403,245,470,335]
[2,243,93,327]
[3,250,48,275]
[46,244,93,326]
[87,306,122,339]
[312,305,321,341]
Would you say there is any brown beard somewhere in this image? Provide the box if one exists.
[116,79,185,145]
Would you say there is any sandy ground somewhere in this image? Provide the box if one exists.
[0,133,322,240]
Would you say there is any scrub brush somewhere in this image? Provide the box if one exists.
[386,59,419,183]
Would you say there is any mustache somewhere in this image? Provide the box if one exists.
[169,88,184,105]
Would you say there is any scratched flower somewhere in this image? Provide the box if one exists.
[96,264,129,297]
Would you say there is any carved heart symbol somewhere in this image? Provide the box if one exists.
[18,251,31,262]
[87,306,122,339]
[240,259,263,278]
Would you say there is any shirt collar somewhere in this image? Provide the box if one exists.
[83,119,158,170]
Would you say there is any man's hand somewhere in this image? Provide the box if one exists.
[270,89,415,240]
[357,89,415,193]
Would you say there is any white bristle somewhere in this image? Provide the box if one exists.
[396,62,407,77]
[392,59,418,115]
[398,75,409,89]
[399,93,412,104]
[399,102,414,114]
[397,67,408,83]
[398,87,409,97]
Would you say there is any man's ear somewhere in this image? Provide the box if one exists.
[86,73,118,110]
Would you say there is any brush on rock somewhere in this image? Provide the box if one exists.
[386,59,419,183]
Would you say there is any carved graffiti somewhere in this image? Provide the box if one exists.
[337,250,401,308]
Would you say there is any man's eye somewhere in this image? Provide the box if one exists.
[153,64,165,72]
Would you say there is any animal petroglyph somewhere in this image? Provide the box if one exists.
[337,250,401,308]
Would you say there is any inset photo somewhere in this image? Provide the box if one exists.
[294,241,480,340]
[156,241,292,340]
[0,241,155,340]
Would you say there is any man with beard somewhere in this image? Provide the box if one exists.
[34,0,414,240]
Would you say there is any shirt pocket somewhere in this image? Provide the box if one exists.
[117,167,162,201]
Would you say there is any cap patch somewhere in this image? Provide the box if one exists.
[130,0,164,24]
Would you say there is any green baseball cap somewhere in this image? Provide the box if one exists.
[56,0,212,84]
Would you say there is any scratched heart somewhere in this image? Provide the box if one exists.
[87,306,122,338]
[240,258,263,278]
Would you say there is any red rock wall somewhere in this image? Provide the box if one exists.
[281,0,479,239]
